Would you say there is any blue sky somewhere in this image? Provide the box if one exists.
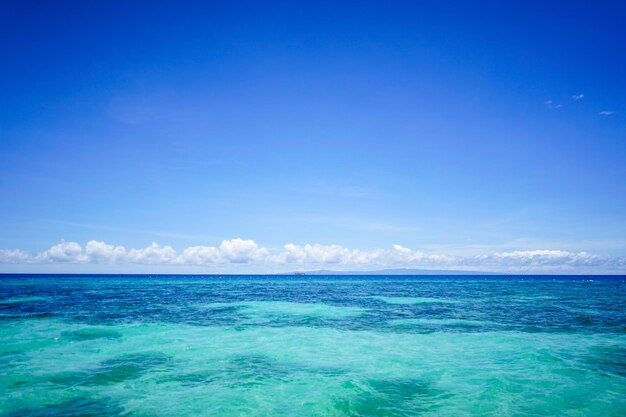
[1,1,625,273]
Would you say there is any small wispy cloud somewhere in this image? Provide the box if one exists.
[598,111,615,116]
[571,94,584,101]
[545,100,563,109]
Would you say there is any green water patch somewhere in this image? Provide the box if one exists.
[333,377,451,416]
[226,355,291,386]
[0,296,47,304]
[200,304,240,313]
[372,296,458,305]
[86,351,171,385]
[157,369,219,386]
[510,295,558,303]
[202,301,366,319]
[158,353,345,390]
[3,396,124,417]
[159,355,291,389]
[1,373,38,390]
[48,351,172,387]
[61,327,123,341]
[0,321,68,365]
[584,344,626,377]
[390,318,493,328]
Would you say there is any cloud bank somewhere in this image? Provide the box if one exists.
[1,239,625,274]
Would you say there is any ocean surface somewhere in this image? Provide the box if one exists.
[1,275,625,417]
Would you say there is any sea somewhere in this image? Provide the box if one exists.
[1,275,625,416]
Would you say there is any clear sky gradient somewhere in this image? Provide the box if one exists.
[1,1,625,273]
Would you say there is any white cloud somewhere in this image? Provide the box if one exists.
[474,250,601,268]
[571,94,584,101]
[43,241,86,263]
[85,240,127,263]
[545,100,563,109]
[127,243,178,264]
[217,238,269,263]
[599,111,615,116]
[270,243,459,268]
[0,249,33,264]
[179,239,269,264]
[178,245,222,264]
[0,240,624,273]
[274,243,361,265]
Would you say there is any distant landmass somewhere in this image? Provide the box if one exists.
[287,268,503,276]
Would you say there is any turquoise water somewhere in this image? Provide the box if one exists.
[1,275,625,416]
